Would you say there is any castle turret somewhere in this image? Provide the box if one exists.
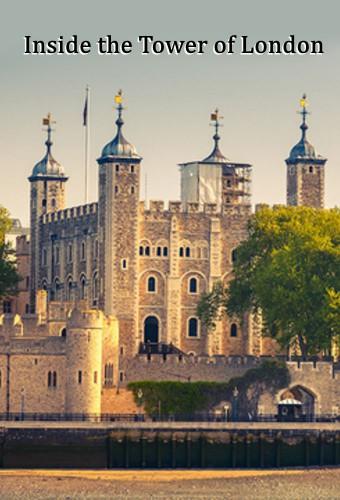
[286,95,327,208]
[97,91,142,355]
[179,109,252,211]
[29,114,68,312]
[65,308,103,414]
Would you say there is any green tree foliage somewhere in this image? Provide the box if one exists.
[128,360,290,418]
[198,206,340,357]
[0,206,20,299]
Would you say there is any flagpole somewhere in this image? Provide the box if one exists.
[84,85,90,204]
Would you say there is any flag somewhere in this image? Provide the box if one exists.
[211,112,218,121]
[42,117,49,126]
[83,93,88,126]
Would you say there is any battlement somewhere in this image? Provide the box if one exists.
[42,203,98,224]
[15,234,30,254]
[139,200,252,217]
[67,308,104,330]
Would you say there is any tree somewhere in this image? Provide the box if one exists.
[198,206,340,358]
[0,206,20,299]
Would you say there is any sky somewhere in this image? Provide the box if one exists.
[1,0,339,226]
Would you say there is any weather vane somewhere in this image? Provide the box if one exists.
[42,112,56,128]
[210,108,223,136]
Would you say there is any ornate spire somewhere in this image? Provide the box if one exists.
[42,112,55,155]
[99,90,141,160]
[202,108,228,163]
[299,94,309,141]
[287,94,317,161]
[114,89,124,131]
[29,113,65,179]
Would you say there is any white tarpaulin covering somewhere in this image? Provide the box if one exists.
[181,162,222,210]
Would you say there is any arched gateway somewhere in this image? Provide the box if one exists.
[144,316,159,344]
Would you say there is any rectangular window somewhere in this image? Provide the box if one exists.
[78,370,82,384]
[3,301,12,314]
[94,371,98,384]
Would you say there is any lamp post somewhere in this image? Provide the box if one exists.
[232,386,239,422]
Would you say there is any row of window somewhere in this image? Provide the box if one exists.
[43,273,99,303]
[185,319,238,338]
[114,185,135,195]
[140,245,209,259]
[42,240,99,267]
[115,164,135,173]
[146,276,198,294]
[289,165,316,175]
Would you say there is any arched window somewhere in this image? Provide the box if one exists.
[188,317,199,337]
[60,328,67,338]
[189,277,198,294]
[231,248,238,263]
[145,246,150,256]
[47,371,52,387]
[52,371,57,387]
[66,278,73,301]
[309,166,314,173]
[93,272,99,306]
[94,239,99,259]
[147,276,156,293]
[156,246,162,257]
[68,244,73,263]
[54,278,61,301]
[230,323,238,337]
[104,363,114,386]
[42,248,47,266]
[185,247,191,258]
[179,247,184,257]
[80,276,86,300]
[139,246,144,256]
[81,241,86,261]
[163,247,168,257]
[55,246,60,264]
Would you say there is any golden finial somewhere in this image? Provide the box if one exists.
[114,89,123,105]
[299,94,307,110]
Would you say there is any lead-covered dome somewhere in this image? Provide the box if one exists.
[288,122,316,160]
[32,149,65,177]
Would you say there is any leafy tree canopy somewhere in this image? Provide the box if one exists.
[198,206,340,357]
[0,206,20,299]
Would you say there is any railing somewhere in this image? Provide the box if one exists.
[139,342,186,356]
[0,412,339,423]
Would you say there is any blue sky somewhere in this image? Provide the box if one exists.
[1,0,339,224]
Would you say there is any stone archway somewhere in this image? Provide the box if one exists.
[281,385,316,418]
[144,316,159,344]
